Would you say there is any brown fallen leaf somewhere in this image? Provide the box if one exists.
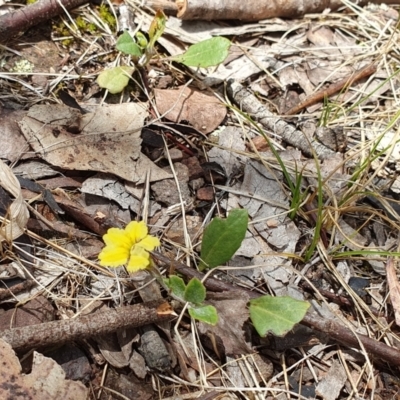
[0,108,30,162]
[0,159,29,241]
[154,86,226,134]
[198,291,251,356]
[0,338,88,399]
[19,103,172,184]
[386,258,400,326]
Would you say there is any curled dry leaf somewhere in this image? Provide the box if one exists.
[0,160,29,241]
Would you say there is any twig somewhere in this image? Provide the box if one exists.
[0,300,174,351]
[300,313,400,366]
[284,63,377,115]
[0,280,37,301]
[0,0,89,43]
[152,251,400,367]
[227,80,336,160]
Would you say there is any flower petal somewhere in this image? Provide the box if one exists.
[137,235,160,251]
[125,221,148,244]
[126,245,150,272]
[103,227,133,250]
[99,246,129,267]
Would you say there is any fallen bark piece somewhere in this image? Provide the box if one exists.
[176,0,400,21]
[316,359,347,400]
[0,339,87,399]
[0,300,174,351]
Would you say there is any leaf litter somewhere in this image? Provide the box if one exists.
[1,1,400,399]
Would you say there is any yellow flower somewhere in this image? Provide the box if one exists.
[98,221,160,272]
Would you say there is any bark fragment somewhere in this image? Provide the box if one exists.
[176,0,400,21]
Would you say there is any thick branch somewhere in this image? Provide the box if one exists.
[0,300,173,352]
[176,0,400,21]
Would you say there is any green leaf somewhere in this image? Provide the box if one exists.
[200,208,248,270]
[164,275,186,300]
[249,296,310,337]
[116,32,142,57]
[135,31,148,49]
[189,305,218,325]
[184,278,206,305]
[148,10,166,49]
[96,66,134,94]
[172,37,231,68]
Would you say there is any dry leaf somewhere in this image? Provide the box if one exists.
[0,338,87,399]
[386,258,400,326]
[19,104,172,184]
[0,109,30,162]
[0,159,29,241]
[154,87,226,134]
[198,291,251,356]
[316,359,347,400]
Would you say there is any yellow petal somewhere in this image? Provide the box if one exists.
[125,221,148,243]
[103,227,133,250]
[126,245,150,272]
[137,235,160,251]
[98,246,129,267]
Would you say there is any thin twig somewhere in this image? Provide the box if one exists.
[0,0,89,43]
[284,63,377,115]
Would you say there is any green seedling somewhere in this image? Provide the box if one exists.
[165,275,218,325]
[97,10,231,94]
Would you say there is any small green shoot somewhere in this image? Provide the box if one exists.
[199,208,248,271]
[97,10,231,94]
[184,277,206,304]
[249,295,310,336]
[289,163,307,220]
[304,155,324,262]
[115,32,142,57]
[166,275,186,299]
[165,276,218,325]
[148,9,167,50]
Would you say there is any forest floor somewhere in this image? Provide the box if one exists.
[1,1,400,399]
